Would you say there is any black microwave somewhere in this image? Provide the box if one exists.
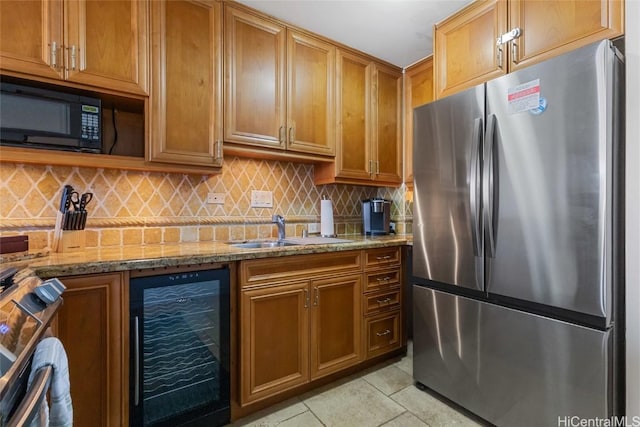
[0,82,102,153]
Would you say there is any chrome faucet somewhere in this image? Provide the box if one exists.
[272,214,286,241]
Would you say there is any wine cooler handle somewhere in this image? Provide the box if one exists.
[134,316,140,406]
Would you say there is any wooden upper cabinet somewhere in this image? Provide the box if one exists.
[315,50,402,187]
[330,49,372,182]
[224,4,335,159]
[508,0,624,72]
[434,0,624,98]
[65,0,148,95]
[404,56,434,185]
[434,0,508,99]
[372,63,402,185]
[0,0,148,96]
[0,0,64,80]
[286,30,335,156]
[148,0,223,168]
[224,5,286,150]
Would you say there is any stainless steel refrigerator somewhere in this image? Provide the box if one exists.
[412,40,624,426]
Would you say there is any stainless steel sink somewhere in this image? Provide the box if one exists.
[229,240,299,249]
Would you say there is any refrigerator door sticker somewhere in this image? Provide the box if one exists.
[508,78,540,114]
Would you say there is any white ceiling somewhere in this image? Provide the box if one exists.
[235,0,473,68]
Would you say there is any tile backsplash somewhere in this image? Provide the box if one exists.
[0,156,412,250]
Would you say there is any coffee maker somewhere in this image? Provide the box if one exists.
[362,199,391,235]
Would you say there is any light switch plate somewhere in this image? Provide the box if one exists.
[251,190,273,208]
[308,223,320,233]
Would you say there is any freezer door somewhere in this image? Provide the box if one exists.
[413,86,484,291]
[484,41,620,322]
[413,287,614,426]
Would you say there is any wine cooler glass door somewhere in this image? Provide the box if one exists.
[130,267,230,427]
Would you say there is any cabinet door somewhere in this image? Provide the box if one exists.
[508,0,624,72]
[334,49,372,181]
[372,63,402,185]
[65,0,148,95]
[55,273,127,427]
[434,0,508,99]
[404,56,433,185]
[148,0,223,168]
[240,281,310,405]
[286,30,335,156]
[224,5,286,149]
[310,274,362,380]
[0,0,63,80]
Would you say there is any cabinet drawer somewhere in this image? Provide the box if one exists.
[363,289,401,316]
[364,311,401,359]
[240,251,362,287]
[364,247,400,269]
[364,268,400,292]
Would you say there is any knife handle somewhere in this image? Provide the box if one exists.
[59,185,74,213]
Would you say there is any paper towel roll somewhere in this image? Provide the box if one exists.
[320,198,335,237]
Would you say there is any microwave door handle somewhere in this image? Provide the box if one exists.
[6,366,53,427]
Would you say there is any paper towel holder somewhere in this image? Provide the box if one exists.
[320,195,336,238]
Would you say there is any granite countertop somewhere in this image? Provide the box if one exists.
[3,234,411,278]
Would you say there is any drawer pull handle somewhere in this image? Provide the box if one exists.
[376,297,392,304]
[376,255,391,261]
[376,276,391,282]
[376,329,391,337]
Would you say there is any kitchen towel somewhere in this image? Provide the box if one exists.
[28,337,73,427]
[320,198,335,237]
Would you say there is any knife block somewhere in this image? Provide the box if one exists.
[59,230,86,253]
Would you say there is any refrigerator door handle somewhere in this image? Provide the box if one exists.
[470,117,483,257]
[484,114,497,258]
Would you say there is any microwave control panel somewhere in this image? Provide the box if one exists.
[81,105,100,142]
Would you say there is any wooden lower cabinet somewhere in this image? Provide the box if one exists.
[240,281,310,404]
[240,274,362,405]
[362,247,402,360]
[54,272,128,427]
[239,252,364,406]
[310,275,362,379]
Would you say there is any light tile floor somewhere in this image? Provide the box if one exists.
[230,342,486,427]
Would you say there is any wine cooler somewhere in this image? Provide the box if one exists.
[130,266,230,426]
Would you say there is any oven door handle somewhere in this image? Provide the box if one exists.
[7,365,53,427]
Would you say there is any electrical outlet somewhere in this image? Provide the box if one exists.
[207,193,225,205]
[307,223,320,233]
[251,190,273,208]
